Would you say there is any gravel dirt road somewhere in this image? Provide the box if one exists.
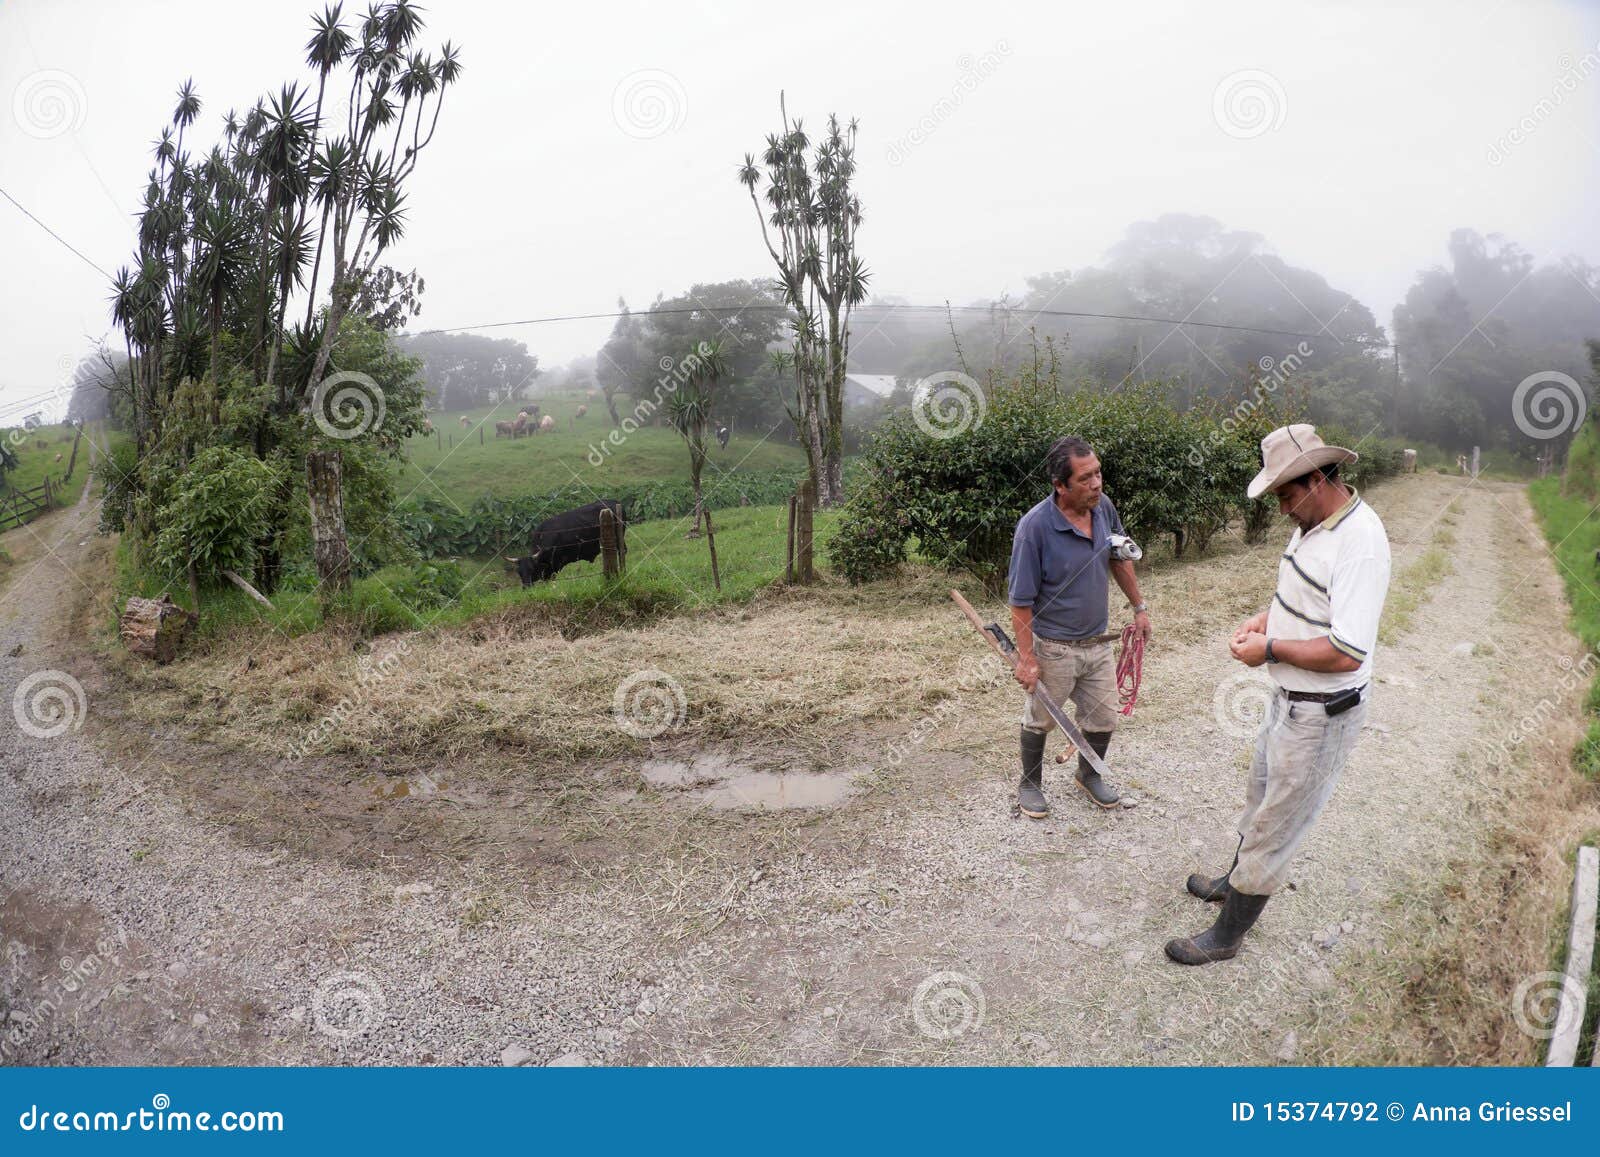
[0,471,1586,1065]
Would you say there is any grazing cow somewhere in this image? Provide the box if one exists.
[495,420,516,438]
[459,415,472,429]
[540,414,555,433]
[512,414,531,437]
[717,424,730,450]
[53,452,62,463]
[421,418,433,435]
[506,498,627,586]
[575,404,588,419]
[517,410,529,421]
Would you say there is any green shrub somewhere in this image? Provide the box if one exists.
[827,490,909,584]
[381,560,467,610]
[95,441,142,534]
[149,446,284,585]
[833,376,1268,593]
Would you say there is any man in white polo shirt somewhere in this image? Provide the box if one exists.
[1166,424,1391,965]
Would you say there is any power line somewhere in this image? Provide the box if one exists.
[405,302,1389,347]
[0,185,111,280]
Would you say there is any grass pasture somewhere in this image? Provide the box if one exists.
[400,393,808,505]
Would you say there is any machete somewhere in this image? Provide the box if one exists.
[950,589,1114,779]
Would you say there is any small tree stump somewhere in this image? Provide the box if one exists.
[119,594,198,664]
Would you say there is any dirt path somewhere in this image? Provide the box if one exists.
[0,472,1583,1065]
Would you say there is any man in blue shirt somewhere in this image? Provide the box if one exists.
[1008,436,1152,818]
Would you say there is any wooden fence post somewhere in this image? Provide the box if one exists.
[785,494,797,584]
[705,506,721,593]
[43,477,53,509]
[796,480,815,584]
[64,424,82,481]
[479,426,485,446]
[600,507,620,580]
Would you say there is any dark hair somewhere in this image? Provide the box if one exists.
[1285,463,1340,489]
[1047,436,1096,487]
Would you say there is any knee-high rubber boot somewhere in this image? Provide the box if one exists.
[1164,889,1270,965]
[1075,730,1120,809]
[1187,835,1243,903]
[1019,728,1048,819]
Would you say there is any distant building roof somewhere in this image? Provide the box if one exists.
[843,373,898,400]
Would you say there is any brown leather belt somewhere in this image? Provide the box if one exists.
[1039,632,1121,647]
[1283,683,1367,703]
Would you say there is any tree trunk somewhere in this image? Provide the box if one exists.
[306,447,352,593]
[822,306,846,507]
[119,594,197,664]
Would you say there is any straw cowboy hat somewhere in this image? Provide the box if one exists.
[1247,423,1358,500]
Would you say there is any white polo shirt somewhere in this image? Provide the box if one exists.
[1265,488,1391,693]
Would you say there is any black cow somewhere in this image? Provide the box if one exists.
[506,498,626,586]
[716,424,730,450]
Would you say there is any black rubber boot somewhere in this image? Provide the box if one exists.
[1018,728,1049,819]
[1164,889,1270,965]
[1075,730,1120,809]
[1187,836,1243,903]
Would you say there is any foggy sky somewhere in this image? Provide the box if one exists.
[4,0,1599,418]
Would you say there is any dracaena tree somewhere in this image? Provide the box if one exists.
[104,0,458,600]
[739,98,869,506]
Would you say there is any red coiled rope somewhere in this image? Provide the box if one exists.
[1116,622,1145,716]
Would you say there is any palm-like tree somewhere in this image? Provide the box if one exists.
[666,339,730,540]
[192,200,251,379]
[109,267,142,445]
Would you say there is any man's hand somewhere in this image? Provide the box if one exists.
[1229,630,1269,667]
[1134,609,1153,642]
[1015,654,1040,692]
[1233,610,1268,645]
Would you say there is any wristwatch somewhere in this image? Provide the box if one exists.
[1265,638,1279,663]
[1132,602,1148,614]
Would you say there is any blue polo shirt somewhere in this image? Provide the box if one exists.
[1007,493,1125,640]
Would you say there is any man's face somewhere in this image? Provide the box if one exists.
[1274,477,1318,532]
[1054,453,1103,510]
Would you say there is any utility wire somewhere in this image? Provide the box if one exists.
[405,303,1391,348]
[3,177,1390,358]
[0,184,112,280]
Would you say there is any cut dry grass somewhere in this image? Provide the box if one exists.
[1378,497,1460,646]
